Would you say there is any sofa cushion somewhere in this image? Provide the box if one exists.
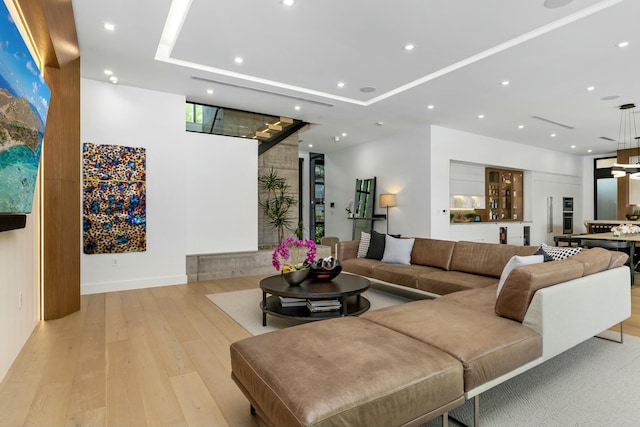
[497,255,544,296]
[434,286,498,316]
[371,263,442,289]
[450,241,538,278]
[495,259,584,322]
[609,251,629,269]
[231,317,464,427]
[357,231,370,258]
[417,270,498,295]
[538,242,582,261]
[569,247,613,276]
[340,258,382,277]
[365,230,386,260]
[410,238,456,270]
[362,301,542,392]
[382,235,415,264]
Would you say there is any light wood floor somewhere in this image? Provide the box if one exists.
[1,275,640,427]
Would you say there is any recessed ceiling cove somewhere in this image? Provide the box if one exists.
[158,0,619,106]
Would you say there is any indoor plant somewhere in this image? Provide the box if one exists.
[272,236,317,285]
[258,167,297,245]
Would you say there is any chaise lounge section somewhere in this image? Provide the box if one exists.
[230,240,631,427]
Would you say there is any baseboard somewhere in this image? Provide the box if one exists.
[81,274,188,295]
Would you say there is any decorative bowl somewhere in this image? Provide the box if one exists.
[282,268,309,286]
[309,258,342,282]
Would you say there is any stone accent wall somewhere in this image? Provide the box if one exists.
[258,132,301,247]
[186,245,331,282]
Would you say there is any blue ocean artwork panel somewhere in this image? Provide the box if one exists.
[0,1,51,213]
[83,143,146,254]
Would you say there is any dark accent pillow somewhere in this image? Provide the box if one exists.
[534,247,554,262]
[365,230,386,260]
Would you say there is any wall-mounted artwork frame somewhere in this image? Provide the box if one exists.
[82,143,147,254]
[0,0,50,218]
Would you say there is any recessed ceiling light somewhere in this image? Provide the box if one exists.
[294,105,301,110]
[551,133,556,137]
[617,41,630,48]
[360,86,377,93]
[404,44,415,51]
[376,121,384,126]
[571,145,576,148]
[601,95,620,101]
[586,86,595,91]
[234,56,244,64]
[308,144,313,148]
[588,149,593,153]
[427,105,434,110]
[103,69,113,76]
[518,125,524,129]
[337,82,345,88]
[109,76,119,84]
[282,0,295,6]
[342,133,347,137]
[103,22,115,31]
[206,89,214,94]
[478,114,485,119]
[500,80,510,86]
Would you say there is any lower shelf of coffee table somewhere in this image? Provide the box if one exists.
[260,295,370,322]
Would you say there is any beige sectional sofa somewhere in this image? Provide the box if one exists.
[230,239,631,427]
[337,238,541,296]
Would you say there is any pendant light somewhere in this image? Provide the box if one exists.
[611,103,640,179]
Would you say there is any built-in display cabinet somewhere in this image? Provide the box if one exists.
[485,167,524,222]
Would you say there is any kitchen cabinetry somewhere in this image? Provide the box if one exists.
[485,167,523,222]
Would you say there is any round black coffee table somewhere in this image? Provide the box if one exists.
[259,273,370,326]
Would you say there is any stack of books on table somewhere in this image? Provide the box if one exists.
[307,299,342,313]
[279,297,307,308]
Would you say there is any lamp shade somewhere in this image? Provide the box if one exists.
[379,194,397,207]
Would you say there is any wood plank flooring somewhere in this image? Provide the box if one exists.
[1,274,639,427]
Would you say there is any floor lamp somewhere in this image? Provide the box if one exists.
[379,194,397,235]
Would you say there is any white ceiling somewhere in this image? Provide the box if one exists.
[73,0,640,155]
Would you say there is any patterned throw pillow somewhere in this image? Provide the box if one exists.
[539,242,582,261]
[357,231,371,258]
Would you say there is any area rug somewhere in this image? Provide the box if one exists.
[208,289,640,426]
[439,332,640,427]
[206,287,411,336]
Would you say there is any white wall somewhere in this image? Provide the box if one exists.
[325,124,588,245]
[430,126,585,245]
[185,132,257,255]
[0,186,40,382]
[80,80,257,294]
[325,127,431,240]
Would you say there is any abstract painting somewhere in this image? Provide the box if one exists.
[0,1,51,213]
[82,142,146,254]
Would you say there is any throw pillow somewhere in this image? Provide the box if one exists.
[497,255,544,296]
[382,235,415,265]
[357,231,371,258]
[534,247,554,262]
[365,230,386,260]
[539,243,582,261]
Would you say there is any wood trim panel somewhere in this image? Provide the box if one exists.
[42,59,81,320]
[16,0,81,320]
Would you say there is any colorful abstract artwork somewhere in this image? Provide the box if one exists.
[0,1,51,213]
[82,143,146,254]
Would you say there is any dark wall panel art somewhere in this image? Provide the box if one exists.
[82,142,146,254]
